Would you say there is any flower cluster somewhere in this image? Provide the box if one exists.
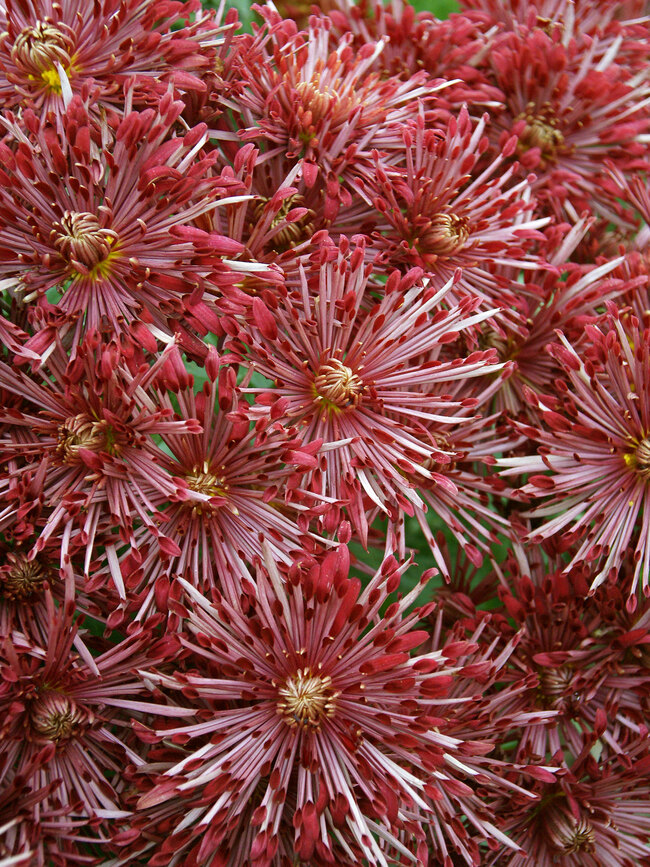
[1,0,650,864]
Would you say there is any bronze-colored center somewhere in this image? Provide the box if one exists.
[313,358,364,411]
[12,21,74,79]
[52,211,117,272]
[31,693,88,743]
[548,811,596,855]
[419,213,470,257]
[277,668,338,730]
[2,552,51,601]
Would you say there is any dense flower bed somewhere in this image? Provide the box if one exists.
[1,0,650,865]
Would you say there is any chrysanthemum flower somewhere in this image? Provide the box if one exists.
[485,24,650,220]
[0,334,199,594]
[0,95,248,345]
[324,0,504,114]
[483,557,650,762]
[234,9,452,217]
[461,0,649,42]
[0,0,222,120]
[404,609,558,866]
[499,312,650,607]
[236,235,503,544]
[121,347,322,615]
[0,594,182,863]
[0,535,110,642]
[481,224,639,418]
[128,545,508,867]
[365,107,549,327]
[489,733,650,866]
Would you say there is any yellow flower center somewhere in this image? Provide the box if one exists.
[253,193,314,253]
[548,812,596,854]
[52,212,118,279]
[313,358,364,412]
[11,21,75,93]
[624,437,650,479]
[185,464,230,515]
[277,668,338,730]
[516,103,565,165]
[537,665,575,704]
[296,78,340,125]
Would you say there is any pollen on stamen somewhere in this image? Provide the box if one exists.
[11,21,75,93]
[51,211,118,275]
[624,436,650,480]
[313,358,364,412]
[277,668,338,730]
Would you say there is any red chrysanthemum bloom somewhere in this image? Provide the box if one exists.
[480,220,640,418]
[0,334,199,592]
[481,558,650,763]
[0,95,248,345]
[485,24,650,220]
[403,609,559,866]
[489,733,650,866]
[120,347,323,616]
[499,312,650,607]
[236,235,503,544]
[365,107,549,329]
[0,534,112,642]
[0,595,180,863]
[127,545,510,867]
[460,0,650,42]
[233,9,452,217]
[0,0,222,120]
[324,0,504,113]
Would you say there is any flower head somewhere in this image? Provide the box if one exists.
[118,347,321,615]
[0,594,179,862]
[0,334,200,594]
[129,545,492,866]
[236,235,504,544]
[0,96,246,344]
[485,24,650,220]
[366,107,549,328]
[499,313,650,607]
[0,0,221,120]
[234,10,450,216]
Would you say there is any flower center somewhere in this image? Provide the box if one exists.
[296,78,340,125]
[1,552,51,601]
[253,194,314,253]
[313,358,364,412]
[31,693,89,743]
[625,437,650,479]
[52,212,118,276]
[185,464,229,514]
[418,213,470,258]
[536,665,580,711]
[516,104,565,164]
[11,21,74,92]
[56,414,117,462]
[548,812,596,854]
[277,668,338,730]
